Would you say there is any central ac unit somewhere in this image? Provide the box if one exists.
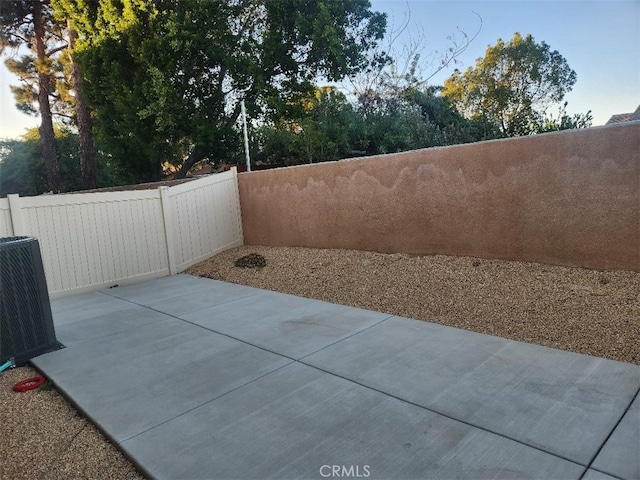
[0,236,63,366]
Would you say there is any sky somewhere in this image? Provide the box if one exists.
[368,0,640,125]
[0,0,638,139]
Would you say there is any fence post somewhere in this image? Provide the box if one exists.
[159,186,177,275]
[231,167,244,245]
[7,194,25,236]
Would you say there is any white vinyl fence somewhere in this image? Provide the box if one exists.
[0,169,243,298]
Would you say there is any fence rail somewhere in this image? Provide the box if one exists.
[0,169,243,297]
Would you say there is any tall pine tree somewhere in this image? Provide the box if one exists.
[1,0,63,191]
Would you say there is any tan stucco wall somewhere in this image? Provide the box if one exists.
[239,123,640,271]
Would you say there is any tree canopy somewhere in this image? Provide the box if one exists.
[0,127,126,197]
[2,7,595,193]
[53,0,387,181]
[442,33,579,137]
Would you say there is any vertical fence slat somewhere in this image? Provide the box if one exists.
[7,194,24,236]
[0,198,14,237]
[232,167,244,244]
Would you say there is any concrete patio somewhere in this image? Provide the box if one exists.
[32,274,639,480]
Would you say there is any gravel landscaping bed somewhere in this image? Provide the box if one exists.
[187,245,640,365]
[0,365,144,480]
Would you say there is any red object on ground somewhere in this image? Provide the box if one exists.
[13,376,46,392]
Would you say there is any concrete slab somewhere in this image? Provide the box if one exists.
[182,288,317,323]
[101,274,220,305]
[582,469,622,480]
[304,316,640,466]
[142,279,261,317]
[33,316,291,442]
[34,277,639,479]
[592,393,640,480]
[54,302,168,347]
[121,362,584,480]
[183,290,391,359]
[36,314,195,374]
[51,291,133,325]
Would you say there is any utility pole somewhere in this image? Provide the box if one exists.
[241,100,251,172]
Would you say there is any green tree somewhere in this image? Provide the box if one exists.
[442,33,580,137]
[54,0,387,181]
[344,10,489,155]
[359,103,429,155]
[407,86,500,144]
[1,0,65,190]
[0,138,47,197]
[259,87,359,165]
[0,128,128,197]
[1,1,99,191]
[64,22,97,189]
[350,82,493,156]
[535,101,593,133]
